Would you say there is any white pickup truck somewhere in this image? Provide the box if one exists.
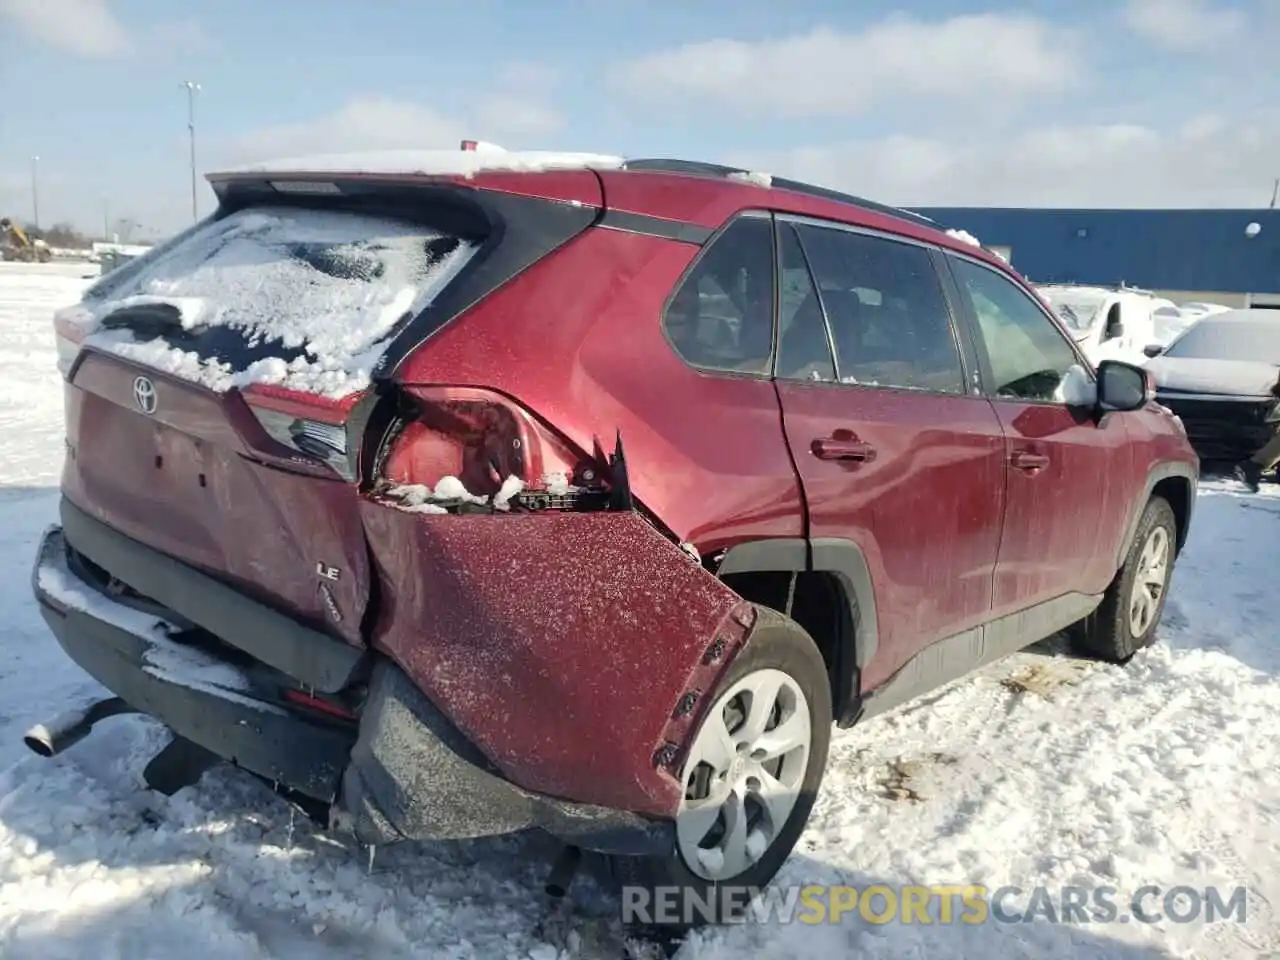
[1035,285,1175,366]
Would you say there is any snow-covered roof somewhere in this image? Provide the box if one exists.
[214,149,626,179]
[944,228,982,248]
[727,170,773,188]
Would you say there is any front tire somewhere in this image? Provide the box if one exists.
[1071,496,1177,663]
[608,605,832,928]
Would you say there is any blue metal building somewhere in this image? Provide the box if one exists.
[910,208,1280,303]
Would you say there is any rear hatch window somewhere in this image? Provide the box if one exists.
[74,204,479,398]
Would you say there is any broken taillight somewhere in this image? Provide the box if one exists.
[378,386,608,512]
[242,383,362,480]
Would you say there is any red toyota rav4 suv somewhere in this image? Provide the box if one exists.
[28,150,1197,920]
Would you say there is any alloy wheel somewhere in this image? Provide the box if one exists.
[675,668,812,882]
[1129,525,1171,637]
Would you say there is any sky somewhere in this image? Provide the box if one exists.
[1,0,1278,237]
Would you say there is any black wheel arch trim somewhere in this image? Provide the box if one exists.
[717,536,878,725]
[1115,461,1198,569]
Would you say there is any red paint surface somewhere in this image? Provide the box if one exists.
[989,402,1136,612]
[777,382,1007,690]
[395,226,806,553]
[63,351,371,645]
[594,170,1014,268]
[360,505,753,815]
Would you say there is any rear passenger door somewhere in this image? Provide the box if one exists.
[772,217,1007,692]
[944,254,1134,617]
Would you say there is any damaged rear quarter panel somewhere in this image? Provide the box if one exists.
[358,503,755,817]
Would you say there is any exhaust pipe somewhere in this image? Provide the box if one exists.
[544,844,582,899]
[23,697,135,758]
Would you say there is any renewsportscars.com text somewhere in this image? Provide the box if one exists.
[622,883,1250,927]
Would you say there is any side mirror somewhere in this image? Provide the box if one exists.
[1143,343,1164,358]
[1097,360,1150,412]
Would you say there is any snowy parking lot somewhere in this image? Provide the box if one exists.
[0,261,1277,959]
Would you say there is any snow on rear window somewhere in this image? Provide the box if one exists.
[76,205,477,398]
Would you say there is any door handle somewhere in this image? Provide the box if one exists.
[1010,449,1050,472]
[812,437,877,462]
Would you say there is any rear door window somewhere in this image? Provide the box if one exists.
[789,222,966,394]
[662,216,775,376]
[776,222,836,382]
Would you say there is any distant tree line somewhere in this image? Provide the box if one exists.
[10,218,148,248]
[12,221,93,249]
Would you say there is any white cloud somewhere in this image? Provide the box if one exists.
[611,14,1078,118]
[227,84,567,168]
[228,99,468,164]
[493,61,562,92]
[144,17,217,56]
[475,95,565,137]
[0,0,130,57]
[732,112,1280,208]
[475,62,565,138]
[1123,0,1246,50]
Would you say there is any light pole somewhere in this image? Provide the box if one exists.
[181,81,200,222]
[31,156,40,231]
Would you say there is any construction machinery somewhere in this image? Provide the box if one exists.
[1,218,52,263]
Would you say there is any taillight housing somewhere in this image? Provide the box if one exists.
[242,383,361,480]
[378,386,608,512]
[53,305,90,376]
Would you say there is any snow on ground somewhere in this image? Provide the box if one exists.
[1,261,1278,958]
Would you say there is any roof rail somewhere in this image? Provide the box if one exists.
[620,158,939,230]
[621,158,743,178]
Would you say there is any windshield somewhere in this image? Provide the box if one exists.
[1163,312,1280,361]
[1039,289,1106,333]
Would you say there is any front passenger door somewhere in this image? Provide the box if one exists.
[946,255,1135,617]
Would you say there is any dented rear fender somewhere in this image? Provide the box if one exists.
[359,504,757,817]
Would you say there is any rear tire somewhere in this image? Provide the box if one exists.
[1070,496,1177,663]
[608,605,832,929]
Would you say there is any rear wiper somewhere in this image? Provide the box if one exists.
[97,302,190,339]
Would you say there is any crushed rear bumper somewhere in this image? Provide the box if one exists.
[332,659,675,853]
[30,512,674,856]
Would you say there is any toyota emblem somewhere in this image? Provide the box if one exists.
[132,376,157,415]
